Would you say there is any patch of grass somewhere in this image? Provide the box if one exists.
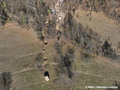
[20,70,43,84]
[21,16,26,26]
[19,68,57,90]
[80,51,96,60]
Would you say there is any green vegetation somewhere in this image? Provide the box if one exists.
[2,2,7,8]
[47,9,50,14]
[21,16,26,25]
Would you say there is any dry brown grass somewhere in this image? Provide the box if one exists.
[0,22,120,90]
[74,8,120,46]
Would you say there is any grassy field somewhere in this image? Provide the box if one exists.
[74,9,120,46]
[0,22,120,90]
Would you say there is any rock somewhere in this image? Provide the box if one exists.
[44,71,49,81]
[44,40,48,45]
[44,57,47,61]
[43,47,46,50]
[45,76,49,81]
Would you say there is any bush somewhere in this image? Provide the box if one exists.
[0,5,8,26]
[102,40,118,59]
[54,45,75,78]
[0,72,12,90]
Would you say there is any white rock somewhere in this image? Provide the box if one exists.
[58,16,62,20]
[45,76,49,81]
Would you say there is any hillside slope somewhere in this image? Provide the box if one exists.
[0,0,120,90]
[0,22,120,90]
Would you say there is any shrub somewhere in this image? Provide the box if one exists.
[54,45,75,78]
[0,72,12,90]
[102,40,118,59]
[0,5,8,25]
